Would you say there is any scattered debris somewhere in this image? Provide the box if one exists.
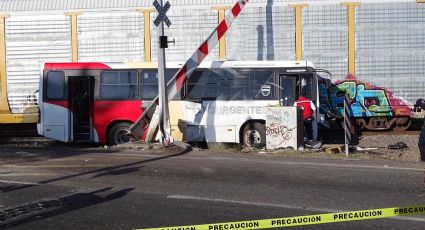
[325,147,341,154]
[358,134,419,161]
[192,147,203,151]
[152,145,163,150]
[388,142,409,150]
[324,145,344,154]
[258,151,268,155]
[306,142,323,150]
[273,146,295,151]
[241,147,255,153]
[355,146,379,152]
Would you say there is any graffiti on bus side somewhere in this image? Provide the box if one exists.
[319,75,411,118]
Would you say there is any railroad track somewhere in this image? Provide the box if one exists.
[362,130,420,136]
[0,135,52,145]
[0,124,52,144]
[0,136,51,142]
[0,125,421,146]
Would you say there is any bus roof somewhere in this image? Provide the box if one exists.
[44,60,315,70]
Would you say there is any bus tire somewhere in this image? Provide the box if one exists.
[108,122,133,146]
[242,122,266,149]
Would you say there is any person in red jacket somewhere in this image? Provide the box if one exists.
[294,92,316,142]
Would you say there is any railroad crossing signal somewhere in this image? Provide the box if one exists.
[153,0,172,145]
[130,0,249,142]
[153,0,171,27]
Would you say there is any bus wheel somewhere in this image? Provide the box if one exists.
[108,122,134,146]
[242,122,266,149]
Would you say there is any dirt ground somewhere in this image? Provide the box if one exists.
[356,134,421,161]
[215,133,423,162]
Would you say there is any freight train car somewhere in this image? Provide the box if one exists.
[318,74,412,131]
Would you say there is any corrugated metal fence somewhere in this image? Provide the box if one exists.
[5,14,71,113]
[356,2,425,103]
[78,11,145,62]
[1,0,425,114]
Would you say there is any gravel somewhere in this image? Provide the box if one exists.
[357,134,421,161]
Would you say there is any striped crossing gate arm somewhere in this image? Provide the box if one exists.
[344,94,352,153]
[130,0,250,140]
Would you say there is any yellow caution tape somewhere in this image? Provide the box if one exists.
[137,205,425,230]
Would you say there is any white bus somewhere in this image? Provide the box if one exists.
[38,60,329,146]
[166,60,328,147]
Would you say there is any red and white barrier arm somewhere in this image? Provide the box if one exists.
[130,0,249,139]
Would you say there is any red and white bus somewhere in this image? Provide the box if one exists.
[38,62,147,145]
[38,61,327,146]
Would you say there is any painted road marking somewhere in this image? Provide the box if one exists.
[1,164,110,168]
[0,173,56,177]
[0,179,39,185]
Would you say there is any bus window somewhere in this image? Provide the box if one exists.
[215,69,235,100]
[46,71,65,99]
[251,70,274,100]
[231,70,250,100]
[186,70,212,100]
[100,71,138,100]
[140,69,179,100]
[187,68,243,100]
[140,71,159,100]
[221,69,274,100]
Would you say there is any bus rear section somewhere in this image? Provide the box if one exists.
[38,63,143,145]
[168,61,323,147]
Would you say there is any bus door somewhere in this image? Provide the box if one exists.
[69,76,94,141]
[41,71,70,141]
[278,74,297,106]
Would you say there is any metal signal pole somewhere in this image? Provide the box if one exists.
[154,0,172,145]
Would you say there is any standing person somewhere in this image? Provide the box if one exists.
[414,98,425,112]
[294,92,317,142]
[418,122,425,162]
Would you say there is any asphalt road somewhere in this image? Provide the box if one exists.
[1,144,425,230]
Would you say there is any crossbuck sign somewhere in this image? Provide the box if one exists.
[153,0,171,27]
